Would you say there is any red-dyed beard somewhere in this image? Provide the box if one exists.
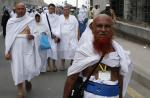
[93,33,112,55]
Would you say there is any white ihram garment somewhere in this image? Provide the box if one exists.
[58,15,79,59]
[33,21,49,72]
[5,15,41,85]
[78,7,88,22]
[68,26,133,97]
[83,52,120,98]
[42,13,60,60]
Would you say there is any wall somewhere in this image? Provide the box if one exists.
[115,21,150,42]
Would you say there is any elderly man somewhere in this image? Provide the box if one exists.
[58,5,79,70]
[5,2,41,98]
[63,14,133,98]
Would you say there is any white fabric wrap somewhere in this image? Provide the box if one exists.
[41,13,61,60]
[5,15,33,54]
[58,15,79,59]
[68,26,133,97]
[5,15,41,85]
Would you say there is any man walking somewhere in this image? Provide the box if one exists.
[5,2,41,98]
[63,14,133,98]
[42,3,60,71]
[58,5,79,70]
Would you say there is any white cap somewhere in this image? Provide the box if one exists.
[106,4,110,7]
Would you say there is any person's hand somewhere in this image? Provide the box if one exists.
[52,34,60,43]
[54,37,60,43]
[5,53,11,60]
[27,34,34,40]
[51,34,56,39]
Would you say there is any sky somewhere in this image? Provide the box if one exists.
[44,0,84,8]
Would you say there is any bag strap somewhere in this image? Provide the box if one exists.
[84,54,105,83]
[46,13,53,38]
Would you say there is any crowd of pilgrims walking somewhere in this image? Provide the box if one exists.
[3,2,131,98]
[3,2,88,98]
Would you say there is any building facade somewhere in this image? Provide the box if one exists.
[123,0,150,23]
[90,0,150,24]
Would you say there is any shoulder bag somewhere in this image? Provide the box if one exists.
[39,32,51,50]
[46,13,60,43]
[69,55,104,98]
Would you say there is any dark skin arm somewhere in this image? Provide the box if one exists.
[119,74,123,98]
[63,73,79,98]
[63,66,94,98]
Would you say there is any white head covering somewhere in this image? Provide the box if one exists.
[106,3,110,7]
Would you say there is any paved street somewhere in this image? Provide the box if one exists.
[0,34,150,98]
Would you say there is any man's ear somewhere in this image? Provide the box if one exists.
[89,22,93,29]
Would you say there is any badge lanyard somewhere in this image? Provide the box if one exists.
[99,64,107,72]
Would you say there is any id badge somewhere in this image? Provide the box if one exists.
[98,71,111,81]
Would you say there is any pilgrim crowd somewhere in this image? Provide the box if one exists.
[3,2,132,98]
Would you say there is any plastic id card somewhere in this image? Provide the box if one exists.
[98,71,111,81]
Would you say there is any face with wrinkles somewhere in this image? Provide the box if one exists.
[15,3,26,18]
[91,14,113,54]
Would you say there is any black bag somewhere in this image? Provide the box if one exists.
[69,55,104,98]
[69,77,84,98]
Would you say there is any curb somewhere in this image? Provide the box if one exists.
[114,25,150,90]
[114,21,150,42]
[132,70,150,90]
[114,29,150,47]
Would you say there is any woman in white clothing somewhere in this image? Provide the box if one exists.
[34,13,49,73]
